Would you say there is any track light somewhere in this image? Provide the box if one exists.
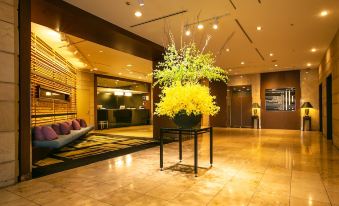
[212,18,219,30]
[184,25,191,36]
[137,0,144,6]
[197,23,204,30]
[134,11,142,17]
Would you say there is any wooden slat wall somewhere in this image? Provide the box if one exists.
[31,33,77,126]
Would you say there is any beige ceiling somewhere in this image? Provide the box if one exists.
[64,0,339,75]
[31,23,153,82]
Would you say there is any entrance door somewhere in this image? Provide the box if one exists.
[230,86,252,128]
[326,75,332,140]
[319,84,322,132]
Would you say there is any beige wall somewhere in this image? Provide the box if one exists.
[300,69,319,131]
[76,71,95,126]
[0,0,18,187]
[319,29,339,147]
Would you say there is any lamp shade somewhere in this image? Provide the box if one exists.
[252,103,261,108]
[301,102,313,108]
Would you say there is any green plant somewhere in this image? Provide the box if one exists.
[153,41,228,88]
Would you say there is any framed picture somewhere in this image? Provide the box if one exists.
[265,88,296,111]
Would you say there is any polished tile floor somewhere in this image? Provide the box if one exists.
[1,128,339,206]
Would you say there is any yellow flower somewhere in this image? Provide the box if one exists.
[155,82,220,118]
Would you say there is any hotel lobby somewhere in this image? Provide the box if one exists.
[1,0,339,205]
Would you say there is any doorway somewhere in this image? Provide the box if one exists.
[319,84,322,132]
[229,85,252,128]
[326,75,332,140]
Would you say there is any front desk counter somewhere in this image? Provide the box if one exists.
[97,109,150,127]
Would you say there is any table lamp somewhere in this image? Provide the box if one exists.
[252,103,260,116]
[301,102,313,117]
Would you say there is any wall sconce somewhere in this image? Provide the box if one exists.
[301,102,313,117]
[252,103,261,116]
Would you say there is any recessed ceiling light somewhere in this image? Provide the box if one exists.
[118,72,122,75]
[93,68,98,71]
[274,64,278,67]
[212,18,219,30]
[311,48,317,52]
[307,63,312,67]
[226,48,230,52]
[138,76,142,79]
[241,61,245,65]
[185,29,191,36]
[269,53,274,57]
[320,10,328,17]
[134,11,142,17]
[197,23,204,30]
[228,69,232,71]
[99,50,103,53]
[127,64,132,67]
[256,26,262,31]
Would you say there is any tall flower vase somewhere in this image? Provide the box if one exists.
[173,111,202,129]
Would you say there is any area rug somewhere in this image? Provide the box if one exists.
[32,134,158,178]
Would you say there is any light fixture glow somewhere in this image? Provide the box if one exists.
[118,72,122,75]
[269,53,274,57]
[320,10,328,17]
[226,48,230,52]
[124,92,132,97]
[99,50,103,53]
[256,26,262,31]
[127,64,132,67]
[212,18,219,30]
[114,91,124,96]
[134,11,142,17]
[197,23,204,30]
[137,0,144,6]
[185,29,191,36]
[93,68,98,71]
[241,61,245,65]
[307,63,312,67]
[274,64,278,67]
[311,48,317,52]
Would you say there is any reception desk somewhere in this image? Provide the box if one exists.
[97,109,150,128]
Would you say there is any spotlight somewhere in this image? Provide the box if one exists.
[137,0,144,6]
[134,11,142,17]
[197,23,204,30]
[212,18,219,30]
[184,25,191,36]
[320,10,328,17]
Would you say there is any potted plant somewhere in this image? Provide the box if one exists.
[153,39,228,128]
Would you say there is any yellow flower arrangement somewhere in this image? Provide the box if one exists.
[155,82,220,118]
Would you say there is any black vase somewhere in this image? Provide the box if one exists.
[173,112,202,129]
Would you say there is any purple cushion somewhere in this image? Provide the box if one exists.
[41,126,58,141]
[51,123,61,135]
[60,122,71,135]
[66,121,74,130]
[79,119,87,128]
[33,126,44,141]
[72,120,81,130]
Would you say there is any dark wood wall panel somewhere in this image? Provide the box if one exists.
[31,33,77,126]
[210,81,228,127]
[260,70,301,130]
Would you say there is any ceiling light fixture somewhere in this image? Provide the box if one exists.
[256,26,262,31]
[241,61,245,65]
[307,63,312,67]
[137,0,144,6]
[212,18,219,30]
[99,50,103,53]
[197,23,204,30]
[320,10,328,17]
[93,68,98,71]
[114,91,124,96]
[226,48,230,52]
[118,72,122,75]
[134,11,142,17]
[269,53,274,57]
[127,64,132,67]
[124,92,132,97]
[184,25,191,36]
[311,48,317,52]
[274,64,278,67]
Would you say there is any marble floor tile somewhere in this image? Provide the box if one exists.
[1,128,338,205]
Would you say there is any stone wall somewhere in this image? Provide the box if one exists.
[319,29,339,147]
[300,69,319,131]
[0,0,18,187]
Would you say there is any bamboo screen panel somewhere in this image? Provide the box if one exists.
[31,33,77,126]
